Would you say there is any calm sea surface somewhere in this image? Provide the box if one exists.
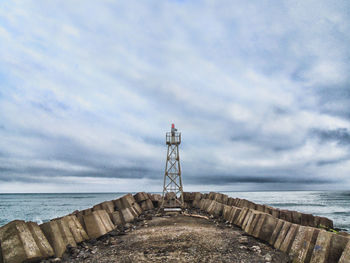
[0,191,349,231]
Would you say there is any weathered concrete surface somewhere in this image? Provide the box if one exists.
[236,207,249,227]
[93,201,114,214]
[328,233,350,262]
[222,205,232,221]
[274,221,292,249]
[242,210,254,231]
[110,211,123,226]
[26,221,54,258]
[114,194,137,210]
[230,207,242,224]
[339,240,350,263]
[207,201,223,217]
[83,210,114,239]
[301,213,315,227]
[256,214,278,242]
[140,199,154,211]
[0,220,49,263]
[279,224,299,253]
[120,208,135,223]
[134,192,149,203]
[269,219,284,245]
[63,216,88,243]
[289,226,319,263]
[310,230,332,263]
[246,213,261,235]
[40,220,68,258]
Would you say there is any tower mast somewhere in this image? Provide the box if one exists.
[160,124,184,211]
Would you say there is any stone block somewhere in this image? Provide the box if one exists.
[291,211,301,225]
[150,194,162,207]
[222,205,232,221]
[230,207,242,224]
[255,204,265,212]
[132,203,143,215]
[120,208,135,223]
[208,202,224,217]
[328,233,349,262]
[271,208,280,218]
[310,230,332,263]
[247,201,256,210]
[182,192,193,201]
[339,240,350,263]
[83,210,114,239]
[221,194,229,205]
[110,211,123,225]
[140,199,154,211]
[246,213,261,235]
[63,216,88,243]
[232,198,240,207]
[193,192,202,201]
[236,207,249,227]
[256,214,278,242]
[280,210,293,222]
[274,221,292,249]
[212,193,222,203]
[251,213,269,238]
[301,213,315,227]
[192,199,200,208]
[101,201,115,213]
[40,220,69,258]
[198,199,206,210]
[0,220,52,263]
[205,200,216,213]
[280,224,299,253]
[242,210,254,231]
[114,194,137,210]
[244,211,258,234]
[200,199,210,211]
[269,219,284,246]
[290,226,319,263]
[319,216,334,229]
[26,221,54,258]
[227,197,235,206]
[134,192,149,202]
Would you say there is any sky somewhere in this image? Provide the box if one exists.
[0,0,350,193]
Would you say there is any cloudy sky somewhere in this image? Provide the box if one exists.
[0,0,350,193]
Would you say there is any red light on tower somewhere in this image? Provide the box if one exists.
[171,123,175,129]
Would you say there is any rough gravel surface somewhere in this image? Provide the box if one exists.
[42,210,291,263]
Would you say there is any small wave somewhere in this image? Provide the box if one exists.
[71,196,96,199]
[333,212,350,215]
[34,218,43,224]
[271,203,326,207]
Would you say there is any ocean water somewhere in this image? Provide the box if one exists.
[0,193,125,226]
[0,191,349,231]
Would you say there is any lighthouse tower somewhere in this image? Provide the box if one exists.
[160,124,184,211]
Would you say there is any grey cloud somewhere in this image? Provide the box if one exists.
[312,128,350,146]
[186,175,332,185]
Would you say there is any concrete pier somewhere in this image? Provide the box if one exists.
[0,191,348,263]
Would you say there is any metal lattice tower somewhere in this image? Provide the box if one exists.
[160,124,184,210]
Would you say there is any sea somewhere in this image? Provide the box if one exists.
[0,191,349,231]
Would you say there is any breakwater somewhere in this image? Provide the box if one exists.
[0,192,349,263]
